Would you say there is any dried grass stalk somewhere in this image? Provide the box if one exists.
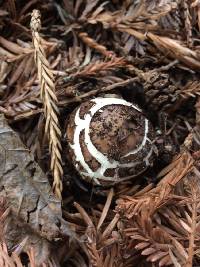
[30,9,63,199]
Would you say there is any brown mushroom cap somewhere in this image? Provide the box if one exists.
[66,97,155,185]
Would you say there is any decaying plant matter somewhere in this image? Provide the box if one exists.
[0,114,74,266]
[1,0,200,266]
[30,9,63,199]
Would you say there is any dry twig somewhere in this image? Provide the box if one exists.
[78,32,115,58]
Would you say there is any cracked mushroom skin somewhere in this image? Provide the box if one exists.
[66,97,155,186]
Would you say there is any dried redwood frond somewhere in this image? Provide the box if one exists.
[117,151,194,216]
[0,37,58,120]
[0,242,61,267]
[115,145,200,266]
[147,33,200,70]
[70,57,126,78]
[78,32,115,58]
[30,10,63,199]
[71,189,135,266]
[180,81,200,99]
[0,36,32,61]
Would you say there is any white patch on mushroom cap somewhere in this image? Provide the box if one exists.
[70,97,150,184]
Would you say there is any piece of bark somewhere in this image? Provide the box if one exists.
[0,114,74,242]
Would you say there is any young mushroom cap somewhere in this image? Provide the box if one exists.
[66,97,155,186]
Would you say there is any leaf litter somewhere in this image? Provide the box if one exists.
[1,0,200,266]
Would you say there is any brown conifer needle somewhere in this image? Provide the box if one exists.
[30,10,63,199]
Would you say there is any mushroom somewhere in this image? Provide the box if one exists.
[66,96,155,186]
